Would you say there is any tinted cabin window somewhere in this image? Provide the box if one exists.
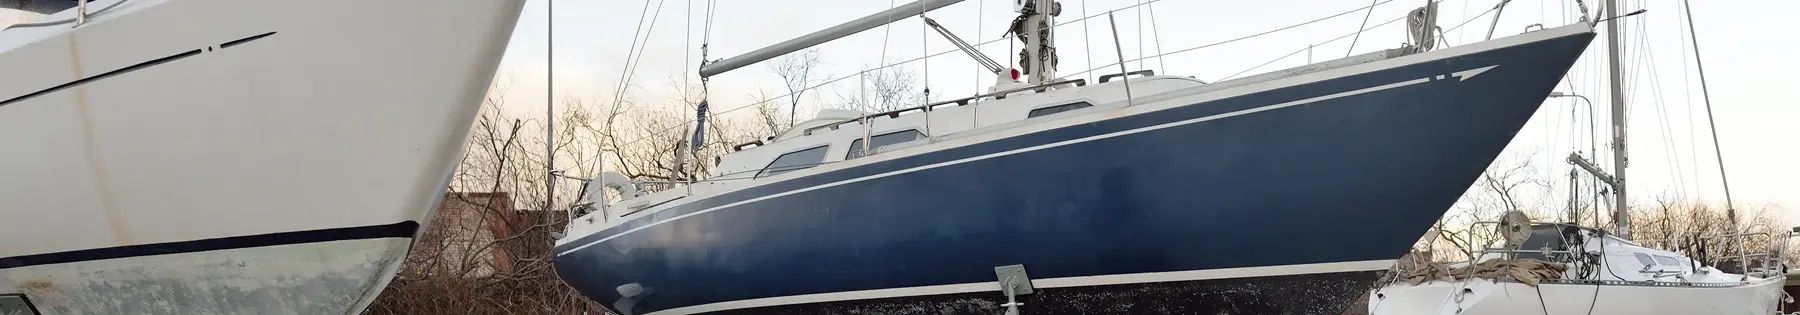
[758,145,830,178]
[846,130,926,159]
[1652,255,1684,266]
[1632,253,1657,266]
[1027,102,1094,118]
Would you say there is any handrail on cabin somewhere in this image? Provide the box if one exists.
[728,78,1088,152]
[1099,70,1155,83]
[2,0,133,31]
[797,78,1088,136]
[732,140,765,151]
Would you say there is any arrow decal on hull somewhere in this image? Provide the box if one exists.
[1454,65,1498,81]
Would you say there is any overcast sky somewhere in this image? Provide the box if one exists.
[7,0,1793,223]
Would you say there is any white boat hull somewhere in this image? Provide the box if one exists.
[4,239,408,314]
[0,0,526,314]
[1368,278,1786,315]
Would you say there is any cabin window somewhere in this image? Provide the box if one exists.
[1027,102,1094,118]
[846,130,926,159]
[1631,253,1657,266]
[758,145,831,178]
[1652,255,1684,266]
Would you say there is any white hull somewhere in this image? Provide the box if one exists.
[2,239,409,314]
[1369,278,1786,315]
[0,0,525,314]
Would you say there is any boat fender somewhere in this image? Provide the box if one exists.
[584,171,641,202]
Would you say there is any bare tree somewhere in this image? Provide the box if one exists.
[1418,154,1794,270]
[836,63,926,113]
[769,48,824,127]
[1427,157,1554,261]
[594,79,759,185]
[1631,199,1792,271]
[748,88,786,135]
[370,80,602,315]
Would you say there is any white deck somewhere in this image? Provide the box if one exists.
[1370,226,1788,315]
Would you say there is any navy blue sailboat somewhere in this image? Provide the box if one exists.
[553,1,1596,314]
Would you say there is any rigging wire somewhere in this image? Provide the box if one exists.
[976,1,986,126]
[921,0,931,136]
[976,0,984,92]
[611,0,665,109]
[866,0,901,152]
[1136,0,1145,70]
[1538,0,1545,34]
[1346,0,1382,57]
[1441,0,1503,37]
[1217,14,1407,82]
[1673,0,1702,200]
[1062,0,1396,80]
[1147,0,1166,74]
[626,0,670,96]
[684,0,693,97]
[1680,0,1736,223]
[1455,0,1470,42]
[678,0,717,181]
[1081,0,1095,82]
[602,0,1202,151]
[1630,9,1691,201]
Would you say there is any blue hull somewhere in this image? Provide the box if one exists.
[556,29,1594,314]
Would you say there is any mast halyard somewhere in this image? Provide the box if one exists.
[1602,0,1630,239]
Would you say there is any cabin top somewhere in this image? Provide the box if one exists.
[707,74,1206,182]
[1,0,159,53]
[1474,223,1765,284]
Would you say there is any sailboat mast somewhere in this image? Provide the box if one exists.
[1022,0,1057,83]
[1602,0,1630,239]
[546,0,557,212]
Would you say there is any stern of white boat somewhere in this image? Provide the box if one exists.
[1371,277,1788,315]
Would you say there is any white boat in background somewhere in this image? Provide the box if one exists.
[1369,216,1790,315]
[0,0,525,314]
[1370,0,1786,313]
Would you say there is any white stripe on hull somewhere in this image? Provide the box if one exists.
[647,259,1397,315]
[0,238,412,315]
